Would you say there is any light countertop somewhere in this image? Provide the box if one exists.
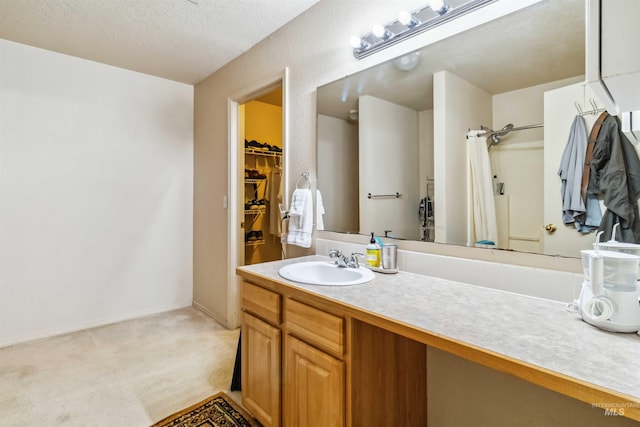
[237,255,640,411]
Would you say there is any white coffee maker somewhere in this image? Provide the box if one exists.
[579,231,640,333]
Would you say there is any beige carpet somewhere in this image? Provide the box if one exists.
[0,307,241,426]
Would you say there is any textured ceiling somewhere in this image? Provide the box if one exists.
[0,0,319,84]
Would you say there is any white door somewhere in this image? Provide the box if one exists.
[543,83,604,256]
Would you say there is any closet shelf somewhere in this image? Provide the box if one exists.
[245,178,266,184]
[244,148,282,157]
[245,239,266,247]
[245,208,266,215]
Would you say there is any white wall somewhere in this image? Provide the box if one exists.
[433,70,492,246]
[316,114,358,233]
[0,40,193,347]
[358,95,419,239]
[419,109,435,198]
[419,109,434,241]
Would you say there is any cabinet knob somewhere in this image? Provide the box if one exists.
[545,224,557,233]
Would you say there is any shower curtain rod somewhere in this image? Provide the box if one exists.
[480,123,544,136]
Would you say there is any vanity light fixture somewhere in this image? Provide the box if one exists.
[350,0,493,60]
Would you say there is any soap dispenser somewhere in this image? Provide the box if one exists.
[366,232,381,268]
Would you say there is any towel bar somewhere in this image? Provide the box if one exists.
[367,192,402,199]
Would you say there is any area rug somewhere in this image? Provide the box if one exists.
[151,391,261,427]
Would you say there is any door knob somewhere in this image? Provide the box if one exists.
[545,224,557,233]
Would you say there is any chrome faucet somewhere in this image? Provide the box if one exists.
[349,252,365,268]
[329,249,364,268]
[329,249,347,267]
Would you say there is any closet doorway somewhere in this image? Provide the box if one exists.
[227,69,288,328]
[242,89,284,265]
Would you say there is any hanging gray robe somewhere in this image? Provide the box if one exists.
[587,115,640,242]
[558,115,601,232]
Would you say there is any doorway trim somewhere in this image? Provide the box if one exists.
[226,68,289,328]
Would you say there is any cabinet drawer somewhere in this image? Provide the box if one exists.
[242,281,281,325]
[286,299,344,357]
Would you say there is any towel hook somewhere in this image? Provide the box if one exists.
[589,98,599,114]
[295,171,311,189]
[574,101,584,115]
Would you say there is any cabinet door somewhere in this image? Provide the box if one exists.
[284,335,345,427]
[242,312,281,427]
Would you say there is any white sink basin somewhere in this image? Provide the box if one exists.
[278,261,375,286]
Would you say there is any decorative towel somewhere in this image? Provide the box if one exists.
[316,189,325,231]
[287,189,313,248]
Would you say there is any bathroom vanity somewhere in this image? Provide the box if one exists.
[237,256,640,426]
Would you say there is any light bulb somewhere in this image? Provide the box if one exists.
[398,11,419,27]
[372,25,392,40]
[349,36,363,49]
[427,0,450,15]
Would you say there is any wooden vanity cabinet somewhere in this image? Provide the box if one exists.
[240,278,427,427]
[241,282,282,427]
[284,335,344,426]
[241,280,346,427]
[283,299,346,426]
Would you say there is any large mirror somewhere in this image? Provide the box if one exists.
[316,0,622,258]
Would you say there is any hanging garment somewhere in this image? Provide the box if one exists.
[265,168,283,236]
[557,115,601,233]
[467,131,498,246]
[587,114,640,242]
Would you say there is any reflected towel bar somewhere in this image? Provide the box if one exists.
[368,192,403,199]
[509,235,540,242]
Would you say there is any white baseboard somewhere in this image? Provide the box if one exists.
[192,301,231,328]
[0,301,193,349]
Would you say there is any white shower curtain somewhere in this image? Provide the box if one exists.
[467,131,498,246]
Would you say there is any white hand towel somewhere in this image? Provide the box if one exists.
[316,189,325,231]
[287,189,313,248]
[289,188,308,216]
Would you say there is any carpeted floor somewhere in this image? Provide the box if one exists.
[151,391,260,427]
[0,307,241,426]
